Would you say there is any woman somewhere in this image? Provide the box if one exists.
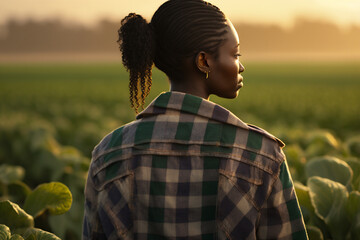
[83,0,308,239]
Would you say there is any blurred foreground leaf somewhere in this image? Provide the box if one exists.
[23,182,72,218]
[0,224,11,239]
[0,200,34,230]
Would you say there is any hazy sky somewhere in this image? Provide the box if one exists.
[1,0,360,28]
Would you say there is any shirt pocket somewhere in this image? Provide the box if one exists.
[219,159,264,186]
[216,160,266,240]
[95,161,135,239]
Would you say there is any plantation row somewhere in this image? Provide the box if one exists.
[0,62,359,239]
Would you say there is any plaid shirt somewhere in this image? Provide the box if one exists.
[83,91,308,240]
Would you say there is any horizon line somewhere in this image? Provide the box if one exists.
[0,15,359,30]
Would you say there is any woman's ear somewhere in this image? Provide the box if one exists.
[195,51,210,74]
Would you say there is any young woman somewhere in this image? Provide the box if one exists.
[83,0,308,239]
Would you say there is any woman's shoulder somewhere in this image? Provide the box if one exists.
[91,120,139,160]
[231,122,286,166]
[246,123,285,148]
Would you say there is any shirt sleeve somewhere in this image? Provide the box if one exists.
[256,158,309,240]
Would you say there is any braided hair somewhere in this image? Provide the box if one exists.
[118,0,228,113]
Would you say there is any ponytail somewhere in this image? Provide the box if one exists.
[117,13,155,113]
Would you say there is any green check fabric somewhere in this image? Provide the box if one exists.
[83,91,308,240]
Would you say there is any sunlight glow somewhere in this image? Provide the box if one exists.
[0,0,359,28]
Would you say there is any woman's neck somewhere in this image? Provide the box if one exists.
[169,78,209,100]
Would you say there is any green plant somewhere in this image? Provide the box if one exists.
[0,180,72,240]
[295,155,360,239]
[0,127,89,239]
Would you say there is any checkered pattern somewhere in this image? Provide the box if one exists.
[83,91,308,240]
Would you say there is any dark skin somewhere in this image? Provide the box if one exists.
[170,19,245,100]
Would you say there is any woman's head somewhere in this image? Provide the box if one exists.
[118,0,241,112]
[150,0,228,80]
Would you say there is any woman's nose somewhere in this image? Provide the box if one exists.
[239,62,245,73]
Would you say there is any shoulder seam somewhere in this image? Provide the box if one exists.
[247,124,285,147]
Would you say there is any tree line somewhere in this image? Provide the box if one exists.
[0,18,359,55]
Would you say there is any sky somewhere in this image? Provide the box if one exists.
[1,0,360,29]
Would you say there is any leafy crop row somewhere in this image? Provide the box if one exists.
[0,62,359,239]
[282,130,360,239]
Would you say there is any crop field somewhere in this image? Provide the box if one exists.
[1,61,360,239]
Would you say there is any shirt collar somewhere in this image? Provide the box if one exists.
[136,91,249,130]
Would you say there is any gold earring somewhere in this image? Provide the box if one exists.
[206,71,209,79]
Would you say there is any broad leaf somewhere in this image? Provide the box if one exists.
[0,165,25,184]
[22,228,61,240]
[0,224,11,240]
[23,182,72,218]
[0,201,34,230]
[308,176,350,240]
[305,156,353,187]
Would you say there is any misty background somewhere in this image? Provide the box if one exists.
[1,17,360,62]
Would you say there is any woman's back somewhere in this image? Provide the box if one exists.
[83,92,307,239]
